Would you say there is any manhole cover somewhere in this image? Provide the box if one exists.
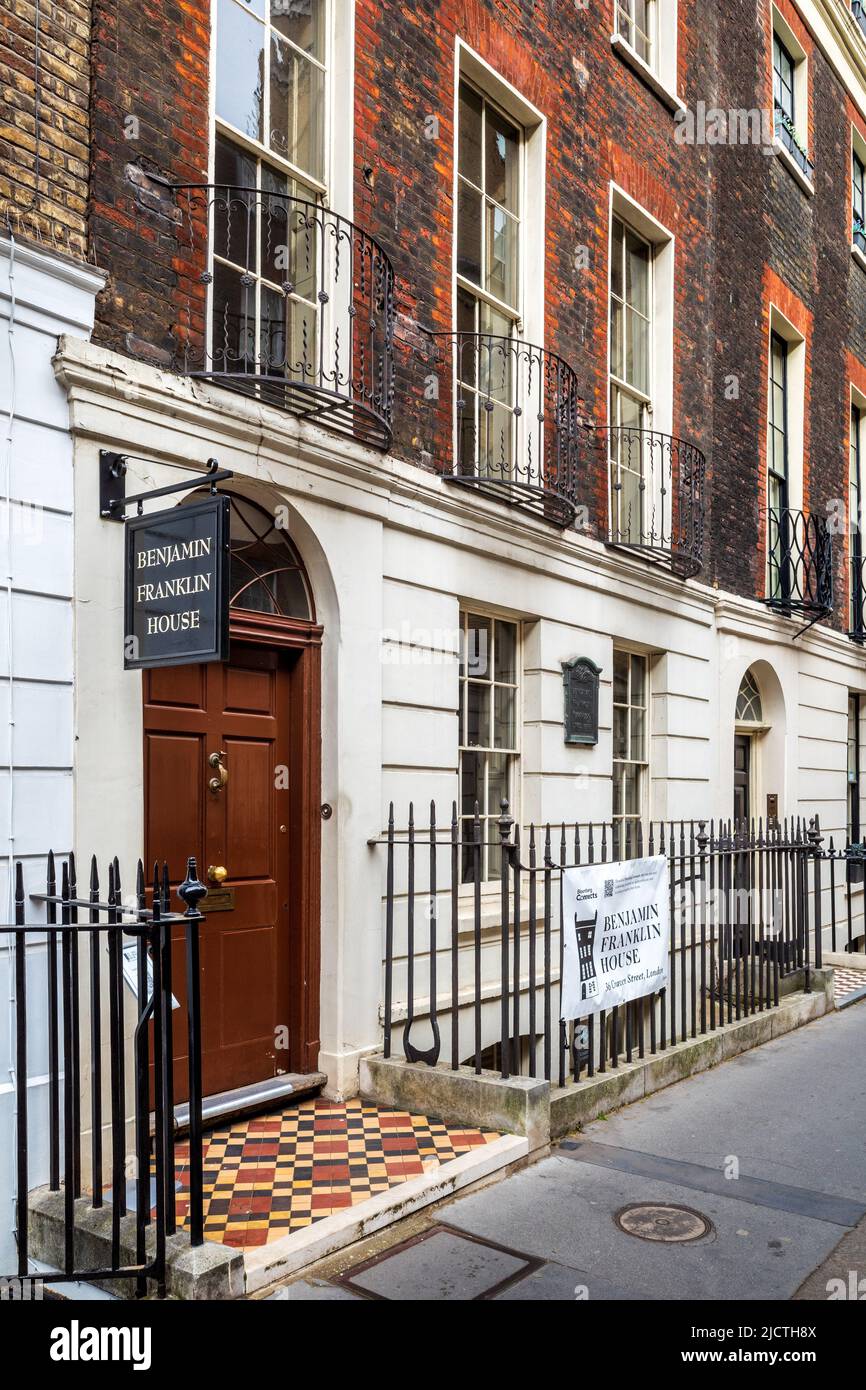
[614,1202,712,1243]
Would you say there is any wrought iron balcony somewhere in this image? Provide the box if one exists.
[171,182,395,449]
[773,102,814,183]
[433,332,582,528]
[765,508,833,623]
[584,425,706,578]
[855,217,866,257]
[849,553,866,644]
[854,1,866,41]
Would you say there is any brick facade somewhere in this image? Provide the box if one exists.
[76,0,866,631]
[0,0,91,255]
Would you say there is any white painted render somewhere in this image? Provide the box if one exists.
[0,237,104,1271]
[50,334,866,1104]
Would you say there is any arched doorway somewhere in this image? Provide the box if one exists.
[734,669,763,822]
[143,495,322,1103]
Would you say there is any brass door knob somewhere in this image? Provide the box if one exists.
[208,865,228,885]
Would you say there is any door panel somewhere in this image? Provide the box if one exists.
[144,645,295,1099]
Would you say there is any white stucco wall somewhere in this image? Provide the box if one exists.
[0,238,104,1272]
[51,334,866,1099]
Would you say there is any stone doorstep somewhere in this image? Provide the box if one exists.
[26,1134,528,1301]
[361,970,835,1150]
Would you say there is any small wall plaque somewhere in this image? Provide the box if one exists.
[562,656,601,747]
[766,793,779,824]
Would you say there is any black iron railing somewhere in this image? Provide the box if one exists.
[374,803,825,1084]
[1,852,207,1297]
[586,425,705,577]
[854,1,866,41]
[774,102,814,182]
[854,218,866,256]
[171,182,395,449]
[849,552,866,643]
[765,508,833,622]
[431,332,582,528]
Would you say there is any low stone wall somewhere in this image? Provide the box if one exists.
[362,971,835,1149]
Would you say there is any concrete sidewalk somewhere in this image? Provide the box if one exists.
[268,1003,866,1301]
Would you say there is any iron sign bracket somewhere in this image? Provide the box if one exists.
[99,451,234,522]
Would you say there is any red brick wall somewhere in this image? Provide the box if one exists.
[89,0,210,363]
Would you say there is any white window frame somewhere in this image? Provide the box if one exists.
[458,609,522,888]
[852,125,866,271]
[612,646,650,836]
[766,304,805,515]
[610,0,683,112]
[453,41,546,349]
[771,5,813,195]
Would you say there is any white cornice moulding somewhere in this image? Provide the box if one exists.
[51,335,863,668]
[0,236,105,297]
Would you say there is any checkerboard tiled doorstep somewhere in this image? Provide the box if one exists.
[833,966,866,1004]
[163,1098,500,1249]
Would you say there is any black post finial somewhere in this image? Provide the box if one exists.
[177,857,208,917]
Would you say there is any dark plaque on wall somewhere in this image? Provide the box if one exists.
[562,656,601,747]
[124,495,230,670]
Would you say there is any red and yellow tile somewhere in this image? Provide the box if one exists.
[165,1097,498,1248]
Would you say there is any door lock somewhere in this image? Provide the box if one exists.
[208,865,228,885]
[208,750,228,793]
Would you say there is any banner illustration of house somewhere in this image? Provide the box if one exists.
[561,855,670,1021]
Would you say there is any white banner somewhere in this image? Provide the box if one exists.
[561,855,670,1021]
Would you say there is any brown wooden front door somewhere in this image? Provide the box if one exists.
[144,644,296,1098]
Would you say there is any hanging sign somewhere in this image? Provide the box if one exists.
[124,495,230,670]
[561,855,670,1021]
[562,657,601,746]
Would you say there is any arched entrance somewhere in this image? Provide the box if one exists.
[143,495,322,1102]
[734,669,763,822]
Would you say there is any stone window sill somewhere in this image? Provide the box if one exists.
[610,33,685,115]
[773,139,815,197]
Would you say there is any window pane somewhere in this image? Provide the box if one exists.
[459,83,483,186]
[613,706,627,759]
[273,0,324,59]
[630,654,646,705]
[465,614,490,679]
[626,231,650,315]
[457,181,482,285]
[461,751,483,816]
[485,106,520,212]
[611,217,624,300]
[488,751,509,817]
[287,295,317,376]
[216,0,264,142]
[486,204,518,306]
[212,260,255,371]
[260,282,286,370]
[609,300,624,380]
[213,137,256,268]
[494,620,517,682]
[494,686,515,750]
[270,43,325,179]
[625,307,649,395]
[629,707,645,762]
[613,649,629,703]
[622,763,640,815]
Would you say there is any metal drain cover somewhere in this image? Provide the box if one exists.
[615,1202,712,1243]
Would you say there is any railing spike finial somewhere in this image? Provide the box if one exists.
[178,858,208,918]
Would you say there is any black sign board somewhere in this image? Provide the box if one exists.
[124,496,230,670]
[562,656,601,746]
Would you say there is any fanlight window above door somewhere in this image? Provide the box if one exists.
[736,670,763,724]
[227,496,313,619]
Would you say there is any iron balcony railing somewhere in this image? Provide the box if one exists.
[849,553,866,643]
[765,507,833,622]
[171,182,395,449]
[854,1,866,41]
[773,102,814,183]
[585,425,706,577]
[432,332,582,528]
[855,218,866,256]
